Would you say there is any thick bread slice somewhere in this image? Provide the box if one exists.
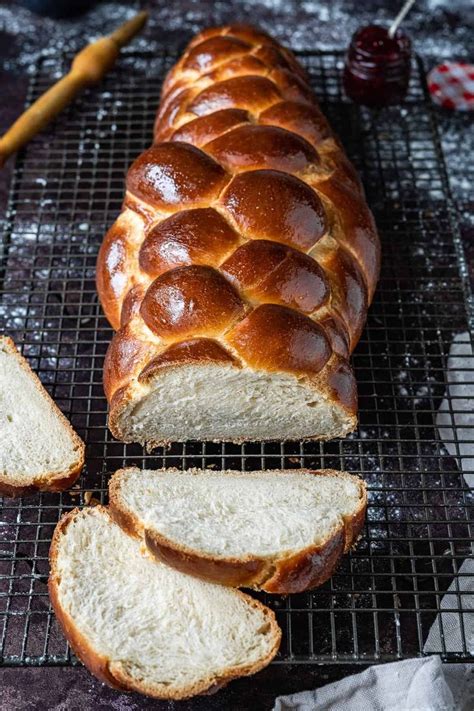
[109,467,366,594]
[49,506,281,700]
[0,337,85,497]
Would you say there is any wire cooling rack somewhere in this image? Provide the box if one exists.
[0,48,473,667]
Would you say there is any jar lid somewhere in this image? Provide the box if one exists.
[427,62,474,111]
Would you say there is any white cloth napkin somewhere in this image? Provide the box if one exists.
[437,332,474,480]
[273,656,473,711]
[429,332,474,656]
[274,333,474,711]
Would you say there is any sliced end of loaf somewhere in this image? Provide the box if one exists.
[108,360,357,447]
[109,467,367,593]
[49,506,281,699]
[0,336,85,497]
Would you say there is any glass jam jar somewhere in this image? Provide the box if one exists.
[343,25,412,107]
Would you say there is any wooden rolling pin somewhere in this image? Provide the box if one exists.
[0,11,148,167]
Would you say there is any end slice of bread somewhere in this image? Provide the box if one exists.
[0,336,85,497]
[49,506,281,699]
[109,467,367,594]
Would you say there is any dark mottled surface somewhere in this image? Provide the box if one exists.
[1,664,372,710]
[0,1,473,708]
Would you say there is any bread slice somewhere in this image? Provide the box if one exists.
[109,467,366,594]
[0,336,85,496]
[49,506,281,699]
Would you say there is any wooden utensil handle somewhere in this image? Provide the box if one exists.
[0,11,148,167]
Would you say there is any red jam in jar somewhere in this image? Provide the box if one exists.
[343,25,412,106]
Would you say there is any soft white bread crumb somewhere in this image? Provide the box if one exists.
[111,364,355,446]
[0,336,84,495]
[49,506,281,700]
[112,467,362,556]
[109,467,367,593]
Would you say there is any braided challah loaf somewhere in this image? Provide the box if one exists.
[97,24,380,447]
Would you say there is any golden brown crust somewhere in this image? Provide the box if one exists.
[145,531,268,588]
[221,239,330,314]
[97,24,381,445]
[0,336,85,498]
[138,338,240,383]
[219,168,327,249]
[226,303,332,375]
[96,219,134,330]
[102,323,156,401]
[140,265,246,341]
[109,467,367,594]
[49,506,281,700]
[0,465,84,499]
[126,142,228,210]
[168,108,250,146]
[138,207,240,278]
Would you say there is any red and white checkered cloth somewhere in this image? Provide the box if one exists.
[427,62,474,111]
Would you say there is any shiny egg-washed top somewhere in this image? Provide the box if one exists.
[97,24,380,414]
